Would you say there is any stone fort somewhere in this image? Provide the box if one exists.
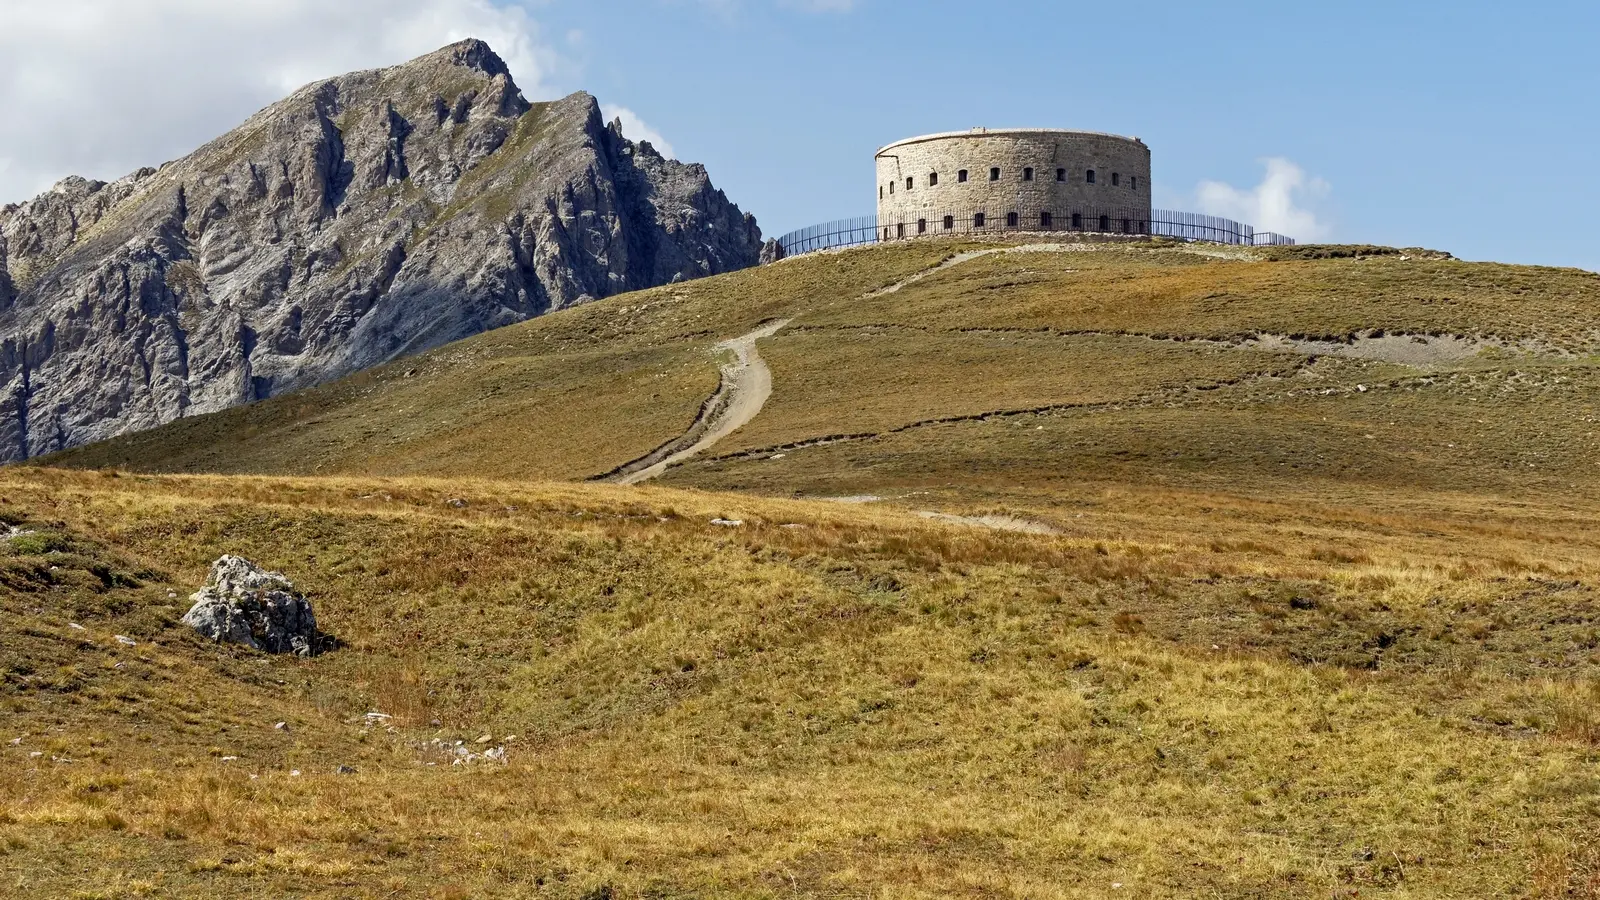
[875,128,1152,240]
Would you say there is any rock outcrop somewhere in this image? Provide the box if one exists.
[0,39,762,461]
[181,555,325,656]
[0,235,14,308]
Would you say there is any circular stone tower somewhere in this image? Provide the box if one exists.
[874,128,1152,239]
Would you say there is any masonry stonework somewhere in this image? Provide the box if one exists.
[875,129,1152,239]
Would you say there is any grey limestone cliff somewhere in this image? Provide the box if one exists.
[0,39,761,461]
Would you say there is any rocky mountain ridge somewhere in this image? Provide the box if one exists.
[0,39,762,461]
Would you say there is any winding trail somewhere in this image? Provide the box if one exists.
[863,249,1000,298]
[603,249,1007,485]
[607,319,790,485]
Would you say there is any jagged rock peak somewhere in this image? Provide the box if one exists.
[430,37,515,80]
[0,40,762,463]
[607,114,667,162]
[309,37,518,93]
[362,36,523,104]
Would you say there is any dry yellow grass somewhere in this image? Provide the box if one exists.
[803,245,1600,348]
[13,239,1600,896]
[1,469,1599,897]
[656,243,1600,505]
[718,329,1304,454]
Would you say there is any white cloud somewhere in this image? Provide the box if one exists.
[0,0,561,204]
[601,105,677,160]
[1195,158,1331,241]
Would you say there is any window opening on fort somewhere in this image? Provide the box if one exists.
[1056,168,1066,182]
[1023,167,1034,181]
[990,167,1001,181]
[1007,212,1019,227]
[1122,218,1130,233]
[906,176,914,190]
[917,219,927,234]
[929,172,938,186]
[1072,213,1082,229]
[1099,215,1110,231]
[1040,212,1053,228]
[1112,173,1120,186]
[943,215,955,230]
[879,186,883,199]
[1131,176,1138,190]
[958,169,968,183]
[897,223,906,239]
[974,212,987,228]
[889,182,894,194]
[1086,170,1096,184]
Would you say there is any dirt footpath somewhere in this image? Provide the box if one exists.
[612,319,790,485]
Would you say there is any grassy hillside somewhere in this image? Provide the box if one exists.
[677,243,1600,505]
[15,236,1600,896]
[2,469,1599,898]
[44,243,954,481]
[51,238,1600,509]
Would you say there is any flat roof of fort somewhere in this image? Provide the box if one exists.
[876,128,1146,157]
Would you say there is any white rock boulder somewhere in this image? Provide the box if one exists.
[181,556,326,657]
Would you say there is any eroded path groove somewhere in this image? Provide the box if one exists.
[605,319,790,485]
[862,248,1000,297]
[602,249,1007,485]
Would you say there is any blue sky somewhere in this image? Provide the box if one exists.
[532,0,1600,270]
[4,0,1597,269]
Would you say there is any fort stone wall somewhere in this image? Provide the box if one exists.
[875,129,1152,238]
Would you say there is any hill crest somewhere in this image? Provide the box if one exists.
[44,237,1600,507]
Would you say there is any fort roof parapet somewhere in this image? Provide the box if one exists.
[876,127,1147,156]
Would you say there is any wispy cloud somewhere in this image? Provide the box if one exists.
[0,0,563,203]
[602,105,677,159]
[1195,158,1331,241]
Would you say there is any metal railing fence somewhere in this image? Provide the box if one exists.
[775,216,881,256]
[776,208,1296,258]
